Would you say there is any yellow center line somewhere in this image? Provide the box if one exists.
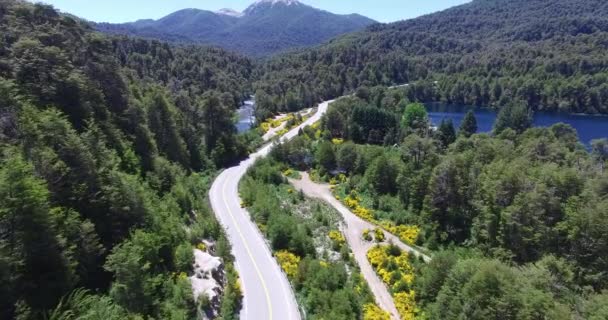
[221,172,273,320]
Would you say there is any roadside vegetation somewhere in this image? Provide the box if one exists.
[240,158,380,319]
[269,86,608,319]
[367,244,417,320]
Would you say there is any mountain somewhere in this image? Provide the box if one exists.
[94,0,377,56]
[254,0,608,115]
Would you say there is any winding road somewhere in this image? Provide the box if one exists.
[209,100,332,320]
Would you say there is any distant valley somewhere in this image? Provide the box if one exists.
[94,0,376,56]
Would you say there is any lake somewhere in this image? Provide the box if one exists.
[426,103,608,145]
[236,100,608,144]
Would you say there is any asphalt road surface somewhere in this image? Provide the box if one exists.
[209,100,332,320]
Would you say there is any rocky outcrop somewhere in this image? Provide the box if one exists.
[190,241,226,320]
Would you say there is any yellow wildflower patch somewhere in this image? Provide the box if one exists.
[275,250,301,279]
[379,221,420,245]
[374,228,385,242]
[328,230,346,247]
[332,138,344,145]
[363,229,372,241]
[367,245,417,320]
[269,118,282,128]
[353,206,374,221]
[363,303,391,320]
[276,128,289,136]
[344,196,359,209]
[394,291,416,320]
[329,177,338,186]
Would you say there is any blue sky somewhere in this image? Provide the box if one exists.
[36,0,471,23]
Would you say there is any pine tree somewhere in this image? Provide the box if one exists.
[437,119,456,148]
[459,110,478,137]
[494,102,533,134]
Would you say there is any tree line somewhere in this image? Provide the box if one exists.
[253,0,608,119]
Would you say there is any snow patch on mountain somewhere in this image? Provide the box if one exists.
[253,0,300,6]
[216,8,243,17]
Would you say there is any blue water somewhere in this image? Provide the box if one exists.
[236,99,255,133]
[426,103,608,145]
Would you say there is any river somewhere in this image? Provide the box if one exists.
[426,103,608,145]
[236,98,255,133]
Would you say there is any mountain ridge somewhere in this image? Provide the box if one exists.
[94,0,376,56]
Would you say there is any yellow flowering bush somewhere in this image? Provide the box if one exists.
[363,229,372,241]
[354,206,374,221]
[343,193,375,220]
[270,118,282,128]
[367,245,388,267]
[344,195,359,209]
[329,177,338,185]
[311,122,320,129]
[276,128,289,136]
[234,278,242,297]
[314,129,322,139]
[196,243,207,251]
[260,122,271,133]
[328,230,346,247]
[394,291,416,320]
[374,228,385,242]
[379,221,420,245]
[281,114,294,123]
[367,245,417,320]
[319,261,328,268]
[332,138,344,145]
[275,250,301,279]
[363,304,391,320]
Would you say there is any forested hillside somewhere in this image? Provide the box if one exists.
[0,0,253,318]
[254,0,608,117]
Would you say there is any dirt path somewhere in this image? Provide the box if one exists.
[289,172,432,319]
[289,173,426,319]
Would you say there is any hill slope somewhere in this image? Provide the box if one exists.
[255,0,608,115]
[95,0,376,56]
[0,0,252,318]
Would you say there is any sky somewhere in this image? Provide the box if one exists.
[35,0,471,23]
